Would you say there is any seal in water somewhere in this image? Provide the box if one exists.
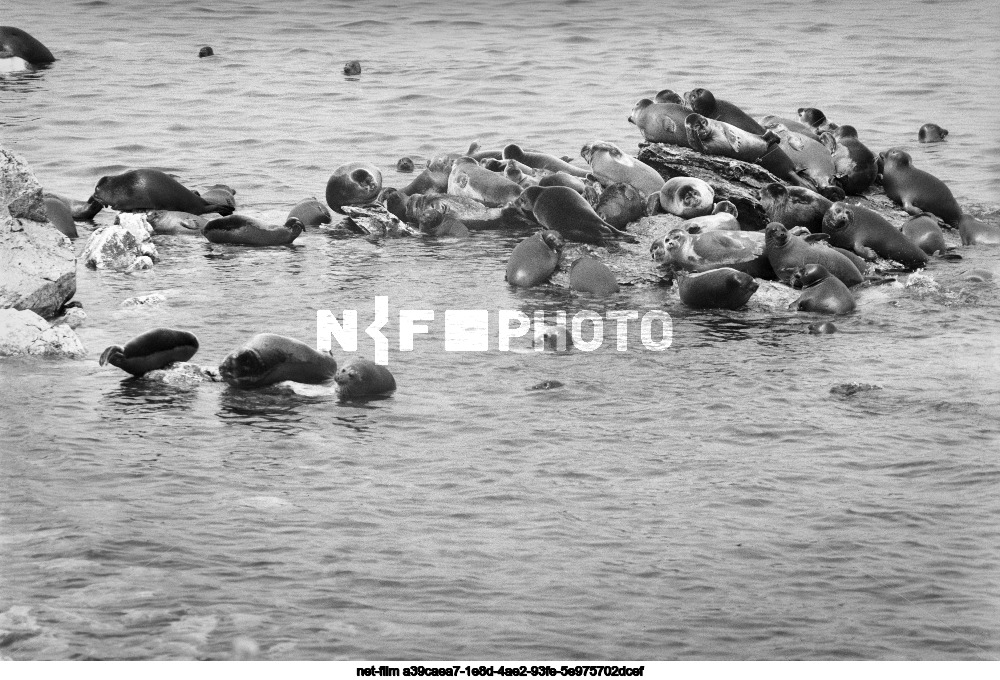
[287,197,331,227]
[506,230,564,288]
[219,333,338,389]
[918,123,948,143]
[516,186,636,245]
[335,358,396,400]
[821,202,928,269]
[448,157,522,207]
[569,255,619,296]
[99,328,199,377]
[502,144,590,178]
[343,60,361,76]
[679,201,740,233]
[0,26,55,66]
[880,148,962,227]
[763,222,864,287]
[90,169,235,216]
[684,88,766,134]
[417,205,469,237]
[678,268,759,310]
[656,176,715,218]
[901,214,948,255]
[759,183,831,234]
[43,193,102,221]
[789,264,856,315]
[958,215,1000,246]
[203,215,304,246]
[396,157,415,172]
[42,195,77,238]
[628,98,694,147]
[580,140,665,195]
[326,162,382,213]
[198,46,213,58]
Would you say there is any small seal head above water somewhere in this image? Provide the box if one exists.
[326,162,382,214]
[918,123,948,143]
[198,46,214,58]
[0,26,55,66]
[219,333,338,389]
[505,230,564,288]
[396,157,415,173]
[343,60,361,76]
[335,358,396,400]
[100,328,199,377]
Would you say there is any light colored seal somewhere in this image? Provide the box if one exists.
[580,140,665,195]
[628,98,693,147]
[821,202,928,269]
[99,328,199,377]
[516,186,636,245]
[760,115,821,141]
[763,222,864,287]
[502,143,589,178]
[880,148,962,227]
[335,358,396,400]
[772,126,844,199]
[219,333,338,389]
[203,215,304,246]
[287,197,331,227]
[90,169,236,216]
[651,229,774,280]
[678,268,759,310]
[448,157,522,207]
[789,264,856,315]
[684,113,773,163]
[146,209,211,235]
[679,201,740,233]
[918,124,948,143]
[569,255,619,296]
[657,176,715,218]
[506,230,564,288]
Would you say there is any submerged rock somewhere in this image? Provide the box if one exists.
[82,213,159,270]
[0,308,87,358]
[140,362,220,385]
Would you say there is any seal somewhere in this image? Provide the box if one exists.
[326,162,382,213]
[448,157,522,207]
[684,88,766,134]
[901,214,948,255]
[764,222,865,286]
[198,184,236,209]
[43,193,102,221]
[628,98,693,147]
[506,230,563,288]
[90,169,236,216]
[654,89,685,105]
[880,148,962,227]
[821,202,928,269]
[580,140,665,195]
[219,333,338,389]
[42,195,77,238]
[958,215,1000,246]
[651,229,774,280]
[146,209,211,235]
[759,183,832,233]
[569,255,619,296]
[203,215,304,246]
[416,205,469,237]
[396,157,415,172]
[502,144,590,178]
[504,159,540,188]
[918,123,948,143]
[287,197,331,227]
[343,60,361,76]
[678,268,759,310]
[335,358,396,400]
[797,107,838,133]
[537,171,588,193]
[789,264,856,315]
[679,201,740,233]
[0,26,55,66]
[821,126,877,195]
[198,46,213,58]
[404,193,532,230]
[99,328,199,377]
[656,176,715,218]
[516,186,636,245]
[759,115,821,141]
[594,183,646,229]
[772,126,845,199]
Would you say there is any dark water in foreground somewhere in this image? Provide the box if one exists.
[2,0,999,661]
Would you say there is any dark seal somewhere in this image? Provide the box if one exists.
[99,328,199,377]
[678,268,759,310]
[0,26,55,65]
[89,169,235,216]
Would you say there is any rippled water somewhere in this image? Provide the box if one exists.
[2,0,999,661]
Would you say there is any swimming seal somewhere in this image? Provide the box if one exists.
[287,197,331,227]
[594,183,646,230]
[759,183,832,233]
[880,148,962,227]
[502,144,589,178]
[569,255,619,296]
[335,358,396,400]
[203,215,304,246]
[42,195,77,238]
[821,126,877,195]
[789,264,856,315]
[0,27,55,66]
[448,157,522,207]
[901,214,948,255]
[657,176,715,218]
[821,202,928,269]
[516,186,636,245]
[99,328,199,377]
[343,60,361,76]
[90,169,235,216]
[146,210,211,235]
[809,321,838,334]
[678,268,759,310]
[198,46,214,58]
[628,98,694,147]
[679,201,740,233]
[918,124,948,143]
[764,222,864,287]
[684,88,766,134]
[326,162,382,213]
[396,157,415,173]
[580,140,665,195]
[506,230,564,288]
[219,333,338,389]
[958,215,1000,246]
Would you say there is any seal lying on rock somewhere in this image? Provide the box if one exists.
[90,169,235,216]
[655,176,715,218]
[822,126,877,195]
[99,328,199,377]
[203,216,304,246]
[880,148,962,227]
[789,264,856,315]
[628,98,694,148]
[821,202,928,269]
[679,201,740,233]
[764,222,864,287]
[219,333,338,389]
[580,140,665,195]
[502,144,589,178]
[146,210,212,235]
[759,183,831,233]
[448,157,522,207]
[651,229,774,280]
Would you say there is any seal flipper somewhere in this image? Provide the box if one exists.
[205,203,235,216]
[99,345,124,367]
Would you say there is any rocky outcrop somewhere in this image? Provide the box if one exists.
[0,148,77,318]
[0,308,86,358]
[82,213,158,270]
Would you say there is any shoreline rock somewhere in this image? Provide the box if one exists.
[0,308,87,358]
[81,213,159,270]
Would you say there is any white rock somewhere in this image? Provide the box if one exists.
[122,293,167,307]
[0,308,87,358]
[52,307,87,329]
[140,362,219,384]
[81,214,159,270]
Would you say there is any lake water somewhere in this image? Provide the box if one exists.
[1,0,999,661]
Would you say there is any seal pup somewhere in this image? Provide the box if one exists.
[958,215,1000,246]
[880,148,962,227]
[516,186,636,245]
[821,202,928,269]
[759,183,832,233]
[569,255,619,296]
[502,144,590,178]
[42,195,77,238]
[100,328,199,377]
[822,126,878,195]
[918,124,948,143]
[678,268,759,310]
[203,215,304,246]
[656,176,715,218]
[789,264,856,315]
[506,230,563,288]
[219,334,338,389]
[90,169,235,215]
[684,88,766,134]
[326,162,382,213]
[335,358,396,400]
[0,26,55,66]
[628,98,693,147]
[764,222,864,287]
[901,214,948,255]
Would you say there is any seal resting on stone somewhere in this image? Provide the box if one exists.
[678,268,759,310]
[628,98,694,148]
[569,255,619,296]
[99,328,199,377]
[901,214,948,255]
[789,264,856,315]
[416,205,469,237]
[759,115,821,141]
[821,202,928,269]
[43,193,102,221]
[448,157,522,207]
[335,358,396,400]
[146,209,212,235]
[197,184,236,209]
[580,140,665,195]
[90,169,236,216]
[503,159,539,188]
[0,26,55,67]
[759,183,832,233]
[219,333,338,389]
[287,197,331,227]
[516,186,636,245]
[764,222,864,287]
[537,171,589,193]
[880,148,962,227]
[203,215,304,246]
[651,229,774,280]
[679,201,740,233]
[918,123,948,143]
[821,126,878,195]
[771,126,846,200]
[798,107,838,133]
[502,143,589,178]
[684,87,766,134]
[404,193,531,230]
[656,176,715,218]
[594,183,647,230]
[326,162,382,214]
[506,230,563,288]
